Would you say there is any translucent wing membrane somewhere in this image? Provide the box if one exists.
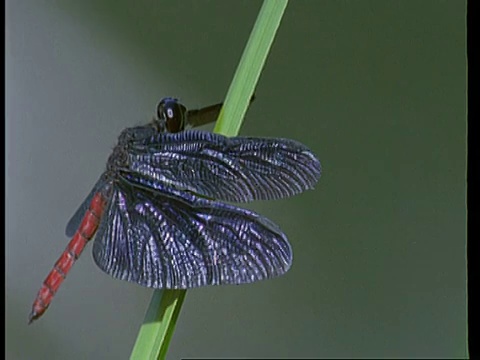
[125,130,321,203]
[92,179,292,289]
[65,177,107,237]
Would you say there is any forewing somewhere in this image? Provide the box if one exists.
[92,179,292,289]
[125,130,321,203]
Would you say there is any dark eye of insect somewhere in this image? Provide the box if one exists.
[157,98,187,133]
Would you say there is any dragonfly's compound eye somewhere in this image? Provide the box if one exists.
[157,98,187,133]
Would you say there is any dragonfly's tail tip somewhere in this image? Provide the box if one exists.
[28,309,40,325]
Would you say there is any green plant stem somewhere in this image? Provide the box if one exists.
[130,1,288,359]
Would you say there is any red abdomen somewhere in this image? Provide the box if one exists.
[29,192,108,323]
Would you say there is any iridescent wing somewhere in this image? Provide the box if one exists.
[92,178,292,289]
[124,130,321,203]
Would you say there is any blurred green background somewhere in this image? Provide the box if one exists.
[6,1,466,358]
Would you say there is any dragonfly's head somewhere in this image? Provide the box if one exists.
[155,97,187,133]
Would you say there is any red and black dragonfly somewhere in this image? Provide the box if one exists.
[29,98,321,323]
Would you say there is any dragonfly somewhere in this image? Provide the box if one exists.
[29,97,321,323]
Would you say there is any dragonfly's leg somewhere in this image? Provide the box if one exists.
[186,94,256,128]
